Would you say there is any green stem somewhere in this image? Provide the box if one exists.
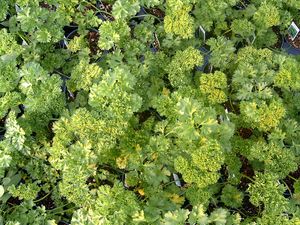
[54,70,70,79]
[49,206,78,215]
[33,190,52,203]
[288,175,297,182]
[229,208,247,217]
[241,174,255,183]
[17,32,30,44]
[94,9,114,17]
[222,28,232,36]
[239,0,247,8]
[281,180,293,197]
[82,0,113,17]
[131,14,161,21]
[228,98,236,114]
[161,180,177,188]
[47,202,72,212]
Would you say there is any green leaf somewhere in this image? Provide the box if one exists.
[112,0,140,20]
[161,209,190,225]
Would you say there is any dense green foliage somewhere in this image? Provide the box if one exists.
[1,0,300,224]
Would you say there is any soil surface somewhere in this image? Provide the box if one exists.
[286,34,300,48]
[145,8,165,19]
[39,2,56,10]
[223,101,240,114]
[238,155,260,217]
[36,191,56,210]
[238,128,253,139]
[87,31,100,55]
[238,155,255,191]
[7,196,22,206]
[272,27,283,49]
[283,166,300,193]
[234,0,251,9]
[97,2,114,21]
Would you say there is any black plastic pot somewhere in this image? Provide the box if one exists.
[196,46,210,71]
[66,29,78,40]
[61,28,100,49]
[150,44,158,53]
[59,27,78,48]
[97,13,107,21]
[135,7,147,21]
[281,36,300,55]
[283,189,292,198]
[129,7,146,28]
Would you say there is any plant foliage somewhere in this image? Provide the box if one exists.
[0,0,300,224]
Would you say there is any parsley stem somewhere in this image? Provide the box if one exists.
[229,208,247,217]
[33,190,52,203]
[82,0,114,17]
[229,98,236,114]
[47,202,73,212]
[17,32,30,44]
[131,14,161,21]
[288,175,297,182]
[222,28,232,36]
[239,0,247,9]
[281,180,293,197]
[54,70,70,79]
[49,205,78,215]
[241,174,255,183]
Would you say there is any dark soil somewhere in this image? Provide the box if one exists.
[97,2,114,21]
[98,2,113,12]
[87,31,100,55]
[272,27,282,49]
[47,119,55,139]
[219,165,229,182]
[283,166,300,193]
[0,116,6,128]
[286,34,300,48]
[58,221,70,225]
[241,195,260,217]
[0,114,8,138]
[274,86,284,98]
[135,110,152,124]
[39,2,56,11]
[135,108,166,124]
[7,196,22,206]
[223,100,240,114]
[182,198,193,211]
[86,176,100,190]
[36,191,56,210]
[234,0,251,10]
[17,104,25,118]
[238,128,253,139]
[145,8,165,19]
[238,156,260,217]
[238,155,255,191]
